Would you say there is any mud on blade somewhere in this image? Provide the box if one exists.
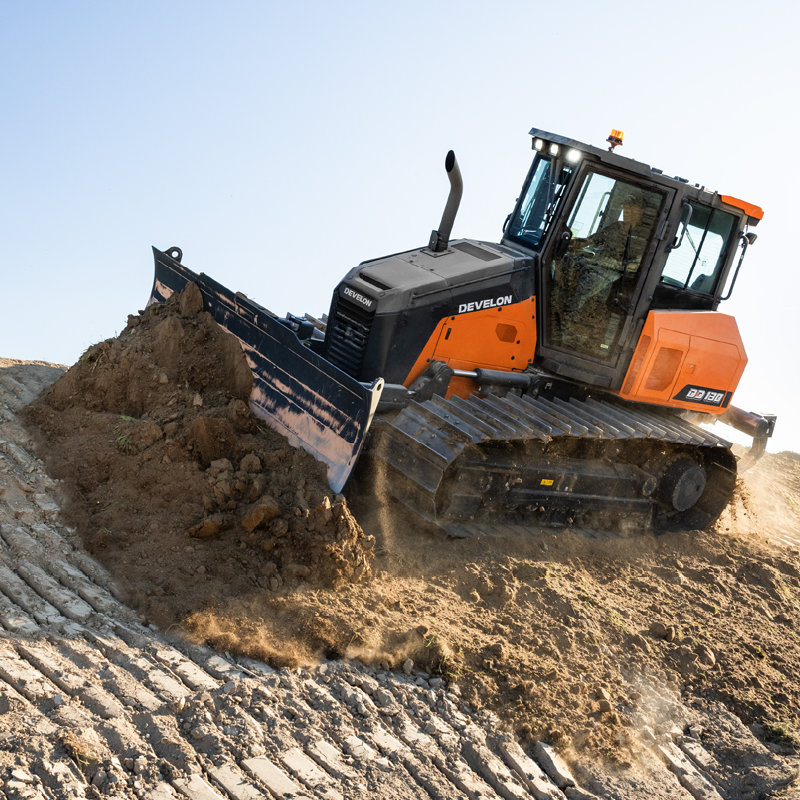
[150,247,383,492]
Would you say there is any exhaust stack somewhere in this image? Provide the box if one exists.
[428,150,463,252]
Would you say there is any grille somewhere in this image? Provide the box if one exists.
[325,295,375,378]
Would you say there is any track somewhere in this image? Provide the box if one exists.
[0,359,794,800]
[370,392,737,537]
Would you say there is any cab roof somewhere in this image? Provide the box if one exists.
[528,127,763,226]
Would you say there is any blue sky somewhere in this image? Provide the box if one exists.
[2,1,798,452]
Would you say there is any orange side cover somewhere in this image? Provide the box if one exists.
[403,297,537,399]
[619,310,747,414]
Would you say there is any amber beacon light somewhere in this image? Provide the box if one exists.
[607,129,624,151]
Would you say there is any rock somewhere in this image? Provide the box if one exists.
[403,659,414,675]
[242,497,281,532]
[696,644,716,666]
[374,688,394,707]
[227,398,253,430]
[189,520,219,538]
[152,317,185,372]
[650,621,668,638]
[489,642,505,658]
[312,496,333,527]
[180,282,204,316]
[598,699,613,713]
[240,453,262,473]
[210,458,234,472]
[193,394,203,407]
[627,633,651,653]
[534,741,576,789]
[671,645,699,674]
[283,564,310,578]
[189,513,234,538]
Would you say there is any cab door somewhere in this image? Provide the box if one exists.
[536,165,674,388]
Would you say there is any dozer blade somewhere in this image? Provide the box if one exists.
[149,247,383,492]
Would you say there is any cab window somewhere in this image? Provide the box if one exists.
[506,156,573,249]
[660,203,737,294]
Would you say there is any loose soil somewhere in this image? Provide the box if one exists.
[21,287,800,771]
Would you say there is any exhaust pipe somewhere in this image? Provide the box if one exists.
[428,150,463,253]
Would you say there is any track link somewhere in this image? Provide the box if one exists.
[368,392,737,536]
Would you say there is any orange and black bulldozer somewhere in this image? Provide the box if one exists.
[150,127,775,536]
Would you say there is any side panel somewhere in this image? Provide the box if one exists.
[618,310,747,413]
[150,248,382,492]
[402,297,537,398]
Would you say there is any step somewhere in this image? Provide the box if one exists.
[463,740,530,800]
[280,747,343,800]
[207,762,267,800]
[15,561,95,622]
[0,645,59,704]
[0,562,65,627]
[0,589,39,634]
[16,640,126,720]
[241,755,312,800]
[498,739,565,800]
[172,774,228,800]
[657,741,724,800]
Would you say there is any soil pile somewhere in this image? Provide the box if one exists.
[22,285,374,648]
[20,293,800,767]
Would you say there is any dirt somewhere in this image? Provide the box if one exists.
[21,285,374,664]
[20,287,800,776]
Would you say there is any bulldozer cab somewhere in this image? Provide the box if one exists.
[503,129,757,392]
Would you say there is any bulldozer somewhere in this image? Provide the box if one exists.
[149,127,775,536]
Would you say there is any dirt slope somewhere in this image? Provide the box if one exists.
[21,286,374,662]
[19,287,800,786]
